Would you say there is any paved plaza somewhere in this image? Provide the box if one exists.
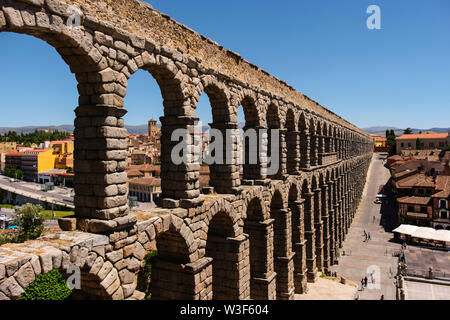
[331,153,402,300]
[404,281,450,300]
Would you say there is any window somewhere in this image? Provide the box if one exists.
[440,211,448,220]
[420,206,427,213]
[401,143,404,147]
[408,205,414,212]
[408,143,412,147]
[429,142,434,148]
[418,189,425,195]
[440,199,448,209]
[439,142,445,147]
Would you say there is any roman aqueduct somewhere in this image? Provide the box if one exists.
[0,0,373,300]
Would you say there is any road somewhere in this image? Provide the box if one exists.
[331,152,402,300]
[0,175,74,208]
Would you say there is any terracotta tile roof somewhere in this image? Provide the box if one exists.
[126,169,145,178]
[396,132,448,141]
[396,173,435,188]
[432,176,450,198]
[398,196,431,205]
[129,177,161,187]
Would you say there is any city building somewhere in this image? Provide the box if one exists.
[0,142,17,152]
[5,151,24,171]
[396,131,449,153]
[21,149,56,182]
[369,133,388,152]
[128,177,161,203]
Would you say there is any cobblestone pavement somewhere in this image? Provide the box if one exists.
[331,153,402,300]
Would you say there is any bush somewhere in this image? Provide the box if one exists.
[136,250,158,299]
[16,204,44,242]
[20,269,72,300]
[4,168,24,180]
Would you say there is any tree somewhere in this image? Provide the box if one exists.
[416,138,422,150]
[386,130,397,156]
[4,168,24,180]
[404,128,413,135]
[16,204,44,242]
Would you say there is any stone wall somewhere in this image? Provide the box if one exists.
[0,0,373,300]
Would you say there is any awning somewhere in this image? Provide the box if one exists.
[393,224,450,243]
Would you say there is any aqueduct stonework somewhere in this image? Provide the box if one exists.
[0,0,373,300]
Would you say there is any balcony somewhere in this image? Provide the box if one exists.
[406,212,429,220]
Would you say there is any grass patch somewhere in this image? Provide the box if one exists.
[40,210,74,220]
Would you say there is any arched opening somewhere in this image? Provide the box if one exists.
[316,122,323,165]
[309,119,317,167]
[206,211,238,300]
[298,113,308,169]
[270,190,284,299]
[196,83,235,194]
[124,69,163,210]
[151,229,193,300]
[285,109,297,174]
[243,197,273,299]
[302,179,317,282]
[238,96,263,181]
[312,176,323,271]
[266,104,282,178]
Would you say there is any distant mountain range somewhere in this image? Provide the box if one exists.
[1,124,448,137]
[0,124,153,135]
[363,126,450,137]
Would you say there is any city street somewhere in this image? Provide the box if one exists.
[0,174,74,208]
[331,153,402,300]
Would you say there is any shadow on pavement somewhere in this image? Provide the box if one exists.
[379,179,399,233]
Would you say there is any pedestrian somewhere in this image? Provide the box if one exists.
[368,232,371,241]
[364,277,368,287]
[380,295,384,300]
[361,279,365,290]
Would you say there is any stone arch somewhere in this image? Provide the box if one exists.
[301,178,317,282]
[206,208,242,300]
[266,102,283,178]
[270,189,294,299]
[1,1,103,75]
[316,121,324,165]
[196,76,238,194]
[198,76,233,123]
[243,196,276,299]
[298,112,309,169]
[309,118,318,167]
[237,92,260,128]
[285,108,298,174]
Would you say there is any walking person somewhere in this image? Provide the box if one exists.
[368,232,371,241]
[364,276,368,287]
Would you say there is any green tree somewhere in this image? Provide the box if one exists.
[404,128,413,135]
[416,138,422,150]
[16,204,44,242]
[4,168,24,180]
[385,130,397,156]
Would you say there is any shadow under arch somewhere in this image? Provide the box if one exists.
[243,197,275,300]
[205,210,243,300]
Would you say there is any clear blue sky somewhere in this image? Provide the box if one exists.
[0,0,449,129]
